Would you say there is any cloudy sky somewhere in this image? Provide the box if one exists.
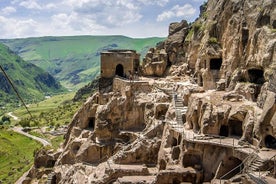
[0,0,205,39]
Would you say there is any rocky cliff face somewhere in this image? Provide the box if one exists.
[26,0,276,183]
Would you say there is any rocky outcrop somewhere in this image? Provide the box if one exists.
[26,0,276,183]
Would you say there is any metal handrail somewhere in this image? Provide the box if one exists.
[219,155,251,182]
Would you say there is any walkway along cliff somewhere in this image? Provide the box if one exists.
[24,0,276,183]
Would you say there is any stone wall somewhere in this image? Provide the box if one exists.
[101,50,140,78]
[113,77,152,94]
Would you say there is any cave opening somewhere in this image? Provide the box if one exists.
[219,125,229,137]
[216,156,243,179]
[229,120,243,137]
[248,69,265,84]
[88,117,95,130]
[183,153,202,168]
[265,135,276,149]
[172,147,180,160]
[210,58,222,70]
[115,64,124,77]
[159,159,167,170]
[172,137,178,147]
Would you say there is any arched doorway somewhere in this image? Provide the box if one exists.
[115,64,124,77]
[265,135,276,149]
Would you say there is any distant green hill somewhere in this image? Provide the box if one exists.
[0,35,164,90]
[0,43,64,110]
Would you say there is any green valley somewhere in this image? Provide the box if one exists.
[0,43,65,114]
[1,35,164,90]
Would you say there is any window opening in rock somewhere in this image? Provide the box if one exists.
[229,120,243,137]
[248,69,265,84]
[115,64,124,77]
[199,74,203,86]
[172,147,180,160]
[88,117,95,130]
[159,159,166,170]
[219,125,229,137]
[210,58,222,70]
[172,137,178,147]
[265,135,276,149]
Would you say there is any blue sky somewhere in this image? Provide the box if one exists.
[0,0,206,38]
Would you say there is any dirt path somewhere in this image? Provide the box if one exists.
[12,127,51,184]
[12,126,51,146]
[7,112,19,120]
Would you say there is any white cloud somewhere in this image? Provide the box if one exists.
[19,0,42,9]
[2,6,17,15]
[0,16,38,38]
[157,4,196,22]
[63,0,142,27]
[137,0,169,7]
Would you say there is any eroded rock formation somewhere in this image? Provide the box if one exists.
[25,0,276,183]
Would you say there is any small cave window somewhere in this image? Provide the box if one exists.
[265,135,276,149]
[172,137,178,147]
[199,74,203,87]
[88,117,95,130]
[159,159,167,170]
[115,64,124,77]
[172,147,180,160]
[229,120,243,137]
[210,58,222,70]
[248,69,265,84]
[219,125,229,137]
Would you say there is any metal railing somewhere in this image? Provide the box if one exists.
[219,154,252,183]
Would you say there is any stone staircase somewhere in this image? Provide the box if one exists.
[152,84,188,130]
[46,172,56,184]
[248,156,266,172]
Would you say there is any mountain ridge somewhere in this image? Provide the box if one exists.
[0,43,64,112]
[0,35,165,90]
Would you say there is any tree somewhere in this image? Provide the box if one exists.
[2,115,10,123]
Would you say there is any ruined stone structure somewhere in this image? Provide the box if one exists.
[100,49,140,79]
[24,0,276,183]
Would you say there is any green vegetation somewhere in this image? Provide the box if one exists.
[0,35,165,90]
[0,127,42,184]
[208,37,219,44]
[0,43,65,115]
[14,92,81,128]
[50,135,64,150]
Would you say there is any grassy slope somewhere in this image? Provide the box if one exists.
[0,43,64,114]
[13,92,81,127]
[0,128,42,184]
[1,35,164,90]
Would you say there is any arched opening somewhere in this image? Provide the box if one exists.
[248,69,265,84]
[159,159,166,170]
[172,137,178,147]
[265,135,276,149]
[115,64,124,77]
[210,58,222,70]
[172,147,180,160]
[219,125,229,137]
[88,117,95,130]
[199,74,203,86]
[228,120,243,137]
[216,156,243,179]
